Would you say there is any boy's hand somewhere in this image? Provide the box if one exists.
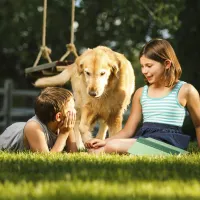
[85,138,106,149]
[59,109,76,133]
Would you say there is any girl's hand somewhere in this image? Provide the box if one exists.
[85,138,106,149]
[59,109,76,133]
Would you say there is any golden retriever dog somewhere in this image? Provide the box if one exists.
[35,46,135,149]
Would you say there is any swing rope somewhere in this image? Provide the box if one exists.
[60,0,78,61]
[32,0,78,69]
[33,0,52,67]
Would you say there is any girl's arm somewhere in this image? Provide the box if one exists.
[85,87,143,148]
[184,84,200,148]
[112,87,143,139]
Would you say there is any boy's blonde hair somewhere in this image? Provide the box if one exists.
[139,38,182,87]
[34,87,73,124]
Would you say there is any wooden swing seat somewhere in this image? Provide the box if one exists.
[25,60,73,78]
[25,0,78,81]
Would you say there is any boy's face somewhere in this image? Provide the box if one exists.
[54,98,76,124]
[63,98,76,117]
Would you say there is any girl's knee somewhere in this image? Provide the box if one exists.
[104,140,119,153]
[104,139,135,153]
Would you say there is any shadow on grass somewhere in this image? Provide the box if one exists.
[0,149,200,184]
[4,194,200,200]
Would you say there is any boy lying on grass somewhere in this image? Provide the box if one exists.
[0,87,77,153]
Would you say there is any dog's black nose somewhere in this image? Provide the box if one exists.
[89,91,97,97]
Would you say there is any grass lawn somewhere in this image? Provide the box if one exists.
[0,142,200,200]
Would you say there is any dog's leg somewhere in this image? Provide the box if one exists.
[95,120,108,140]
[107,113,123,137]
[74,120,85,150]
[79,106,96,143]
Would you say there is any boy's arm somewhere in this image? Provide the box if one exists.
[57,110,77,152]
[65,130,78,152]
[24,120,72,153]
[50,130,71,152]
[24,121,51,152]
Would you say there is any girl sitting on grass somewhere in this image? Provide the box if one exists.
[0,87,77,153]
[85,38,200,153]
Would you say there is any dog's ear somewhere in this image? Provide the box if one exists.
[75,48,92,75]
[111,63,119,78]
[112,53,128,78]
[75,56,84,75]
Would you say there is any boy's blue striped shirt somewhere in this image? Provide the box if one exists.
[140,81,186,127]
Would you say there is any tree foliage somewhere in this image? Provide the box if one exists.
[0,0,187,89]
[175,0,200,92]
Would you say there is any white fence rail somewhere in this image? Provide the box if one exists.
[0,79,39,129]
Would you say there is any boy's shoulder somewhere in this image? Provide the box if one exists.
[25,116,45,133]
[25,120,43,131]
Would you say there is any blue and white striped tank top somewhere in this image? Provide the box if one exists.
[140,81,186,127]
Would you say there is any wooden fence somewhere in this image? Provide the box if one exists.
[0,79,39,129]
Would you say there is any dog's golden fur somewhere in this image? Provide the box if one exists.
[35,46,135,148]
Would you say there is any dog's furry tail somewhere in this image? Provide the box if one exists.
[34,63,76,88]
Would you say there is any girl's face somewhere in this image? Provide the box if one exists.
[140,55,165,85]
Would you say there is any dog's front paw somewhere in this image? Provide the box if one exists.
[76,142,86,151]
[79,124,92,143]
[81,133,92,144]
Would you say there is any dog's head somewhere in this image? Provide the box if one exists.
[76,46,120,98]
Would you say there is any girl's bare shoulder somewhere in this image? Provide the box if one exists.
[181,83,199,97]
[133,87,144,99]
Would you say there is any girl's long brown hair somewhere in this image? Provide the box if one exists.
[139,39,182,87]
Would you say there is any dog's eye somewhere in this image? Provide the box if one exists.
[85,71,90,76]
[100,72,105,76]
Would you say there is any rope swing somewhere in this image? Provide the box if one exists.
[33,0,52,67]
[25,0,78,78]
[60,0,78,61]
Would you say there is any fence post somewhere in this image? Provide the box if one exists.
[3,79,13,127]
